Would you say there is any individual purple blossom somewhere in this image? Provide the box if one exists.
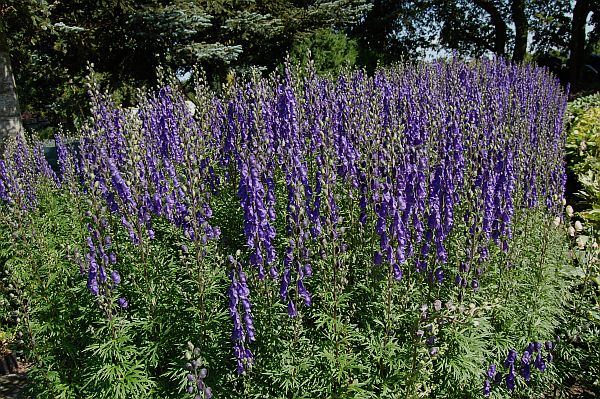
[521,350,531,366]
[494,371,502,385]
[297,277,312,306]
[111,270,121,285]
[118,297,128,309]
[506,371,516,391]
[534,353,546,371]
[288,299,297,318]
[483,379,491,397]
[434,267,444,284]
[487,364,496,379]
[504,348,517,367]
[521,364,531,382]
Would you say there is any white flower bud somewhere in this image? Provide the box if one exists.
[553,217,561,227]
[568,226,575,236]
[575,221,583,232]
[566,205,574,217]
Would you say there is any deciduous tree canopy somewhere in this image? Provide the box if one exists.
[2,0,370,125]
[1,0,600,128]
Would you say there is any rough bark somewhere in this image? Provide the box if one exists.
[0,20,23,154]
[472,0,507,56]
[511,0,528,62]
[568,0,592,88]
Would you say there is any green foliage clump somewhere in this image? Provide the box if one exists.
[0,180,577,398]
[566,93,600,225]
[290,29,359,76]
[556,215,600,393]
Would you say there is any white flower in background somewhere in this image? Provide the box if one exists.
[574,220,583,232]
[185,101,196,116]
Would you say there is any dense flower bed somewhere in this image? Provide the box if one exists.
[0,59,574,398]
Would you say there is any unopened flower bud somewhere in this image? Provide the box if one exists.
[553,217,561,227]
[566,205,574,217]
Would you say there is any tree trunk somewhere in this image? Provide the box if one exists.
[511,0,528,62]
[0,20,23,154]
[568,0,591,89]
[472,0,507,56]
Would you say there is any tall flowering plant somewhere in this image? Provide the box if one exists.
[0,58,575,398]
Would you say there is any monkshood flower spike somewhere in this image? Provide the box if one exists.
[0,58,569,381]
[184,343,213,399]
[227,255,255,375]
